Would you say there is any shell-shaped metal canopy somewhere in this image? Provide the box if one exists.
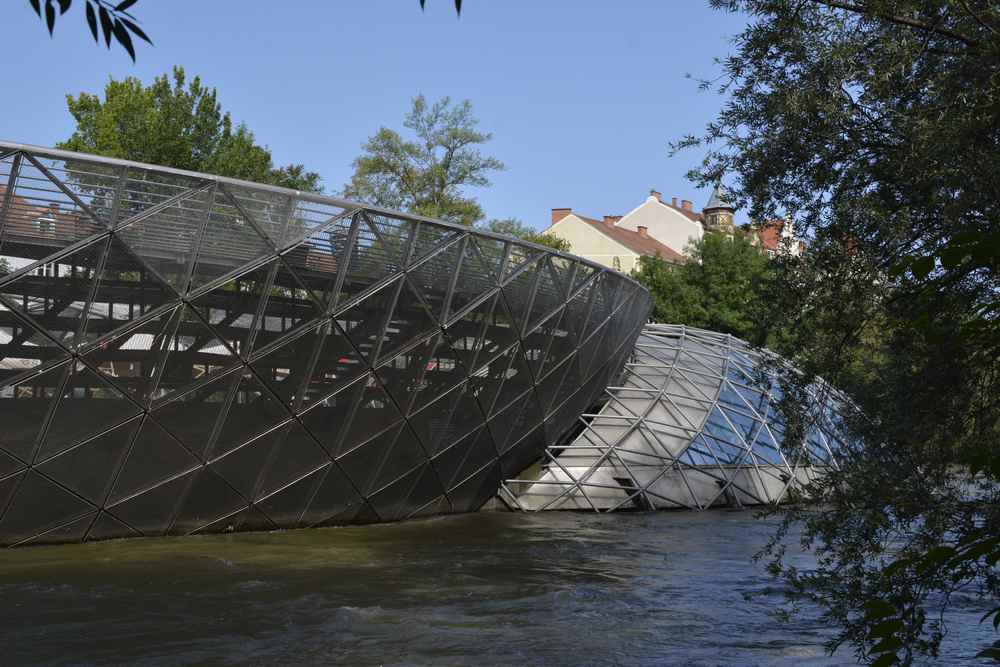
[502,324,853,512]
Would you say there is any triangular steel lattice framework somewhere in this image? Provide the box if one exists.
[0,142,651,546]
[500,324,852,512]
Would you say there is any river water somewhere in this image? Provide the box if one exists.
[0,510,992,665]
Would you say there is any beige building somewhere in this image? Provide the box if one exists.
[546,207,685,274]
[546,189,725,273]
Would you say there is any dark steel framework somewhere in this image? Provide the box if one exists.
[0,142,651,546]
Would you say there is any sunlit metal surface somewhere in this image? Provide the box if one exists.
[0,142,651,546]
[501,324,849,511]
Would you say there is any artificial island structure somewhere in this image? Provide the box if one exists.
[0,143,844,547]
[0,142,651,546]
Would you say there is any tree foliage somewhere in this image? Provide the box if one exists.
[482,217,572,253]
[24,0,463,61]
[342,95,504,227]
[26,0,151,61]
[58,67,321,192]
[633,232,774,341]
[686,1,1000,663]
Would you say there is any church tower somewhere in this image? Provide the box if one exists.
[702,183,735,235]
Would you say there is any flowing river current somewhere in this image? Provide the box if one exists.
[0,510,992,665]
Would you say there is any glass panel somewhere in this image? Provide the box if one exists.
[500,424,545,478]
[526,257,567,332]
[255,465,325,527]
[366,424,427,496]
[333,212,411,311]
[109,416,200,504]
[299,376,365,458]
[170,468,246,535]
[447,461,500,511]
[188,187,274,290]
[379,281,439,365]
[81,306,180,407]
[367,465,422,521]
[299,463,364,526]
[374,333,440,416]
[294,319,367,410]
[283,197,354,249]
[446,237,500,321]
[108,470,194,536]
[281,211,352,308]
[0,360,69,461]
[490,344,534,416]
[499,255,541,336]
[406,236,462,323]
[86,511,138,542]
[190,259,274,360]
[223,184,295,249]
[0,156,108,274]
[396,464,445,520]
[0,237,107,350]
[80,236,176,347]
[0,310,71,385]
[336,277,401,365]
[337,423,404,496]
[38,361,143,461]
[408,221,460,267]
[149,369,240,459]
[152,304,240,401]
[115,167,207,229]
[210,371,290,458]
[340,374,405,457]
[38,415,140,505]
[253,258,324,352]
[115,186,212,294]
[209,426,280,500]
[432,427,498,490]
[502,243,541,282]
[255,422,329,499]
[0,470,93,545]
[408,382,485,457]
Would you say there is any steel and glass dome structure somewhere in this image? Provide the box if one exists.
[501,324,850,512]
[0,142,651,546]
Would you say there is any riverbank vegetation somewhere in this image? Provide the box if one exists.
[681,1,1000,663]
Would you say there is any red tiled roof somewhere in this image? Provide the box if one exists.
[754,219,785,251]
[571,213,686,264]
[751,219,806,254]
[663,202,704,224]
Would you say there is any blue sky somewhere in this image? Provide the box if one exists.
[2,1,748,231]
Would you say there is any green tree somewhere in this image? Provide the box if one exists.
[633,232,773,341]
[22,1,463,61]
[24,0,151,61]
[58,66,321,192]
[343,95,504,227]
[482,217,572,253]
[688,1,1000,663]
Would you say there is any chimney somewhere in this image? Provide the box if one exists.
[649,189,662,202]
[671,197,678,207]
[551,208,572,224]
[681,200,693,211]
[637,226,648,238]
[603,215,621,227]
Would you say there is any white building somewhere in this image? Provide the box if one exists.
[545,189,732,273]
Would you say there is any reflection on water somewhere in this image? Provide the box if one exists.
[0,511,990,665]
